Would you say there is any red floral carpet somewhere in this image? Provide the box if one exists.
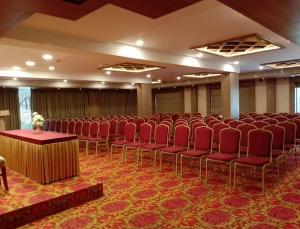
[19,149,300,229]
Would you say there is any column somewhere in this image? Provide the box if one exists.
[221,73,239,119]
[275,78,293,113]
[255,79,267,113]
[184,87,198,113]
[197,85,208,117]
[137,84,152,116]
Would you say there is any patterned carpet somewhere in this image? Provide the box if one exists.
[18,149,300,229]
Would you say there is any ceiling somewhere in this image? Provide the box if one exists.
[0,0,299,87]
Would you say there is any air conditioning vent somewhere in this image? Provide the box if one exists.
[63,0,87,5]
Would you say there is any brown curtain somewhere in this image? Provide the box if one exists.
[0,88,20,130]
[32,88,137,119]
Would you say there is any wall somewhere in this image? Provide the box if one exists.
[154,88,184,113]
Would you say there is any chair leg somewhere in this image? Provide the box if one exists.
[110,145,114,159]
[95,142,98,156]
[160,153,163,171]
[180,155,183,177]
[205,159,209,183]
[175,154,179,175]
[199,157,204,181]
[153,151,156,171]
[86,141,88,155]
[1,167,8,191]
[229,161,233,190]
[136,148,140,166]
[262,165,266,193]
[233,163,237,190]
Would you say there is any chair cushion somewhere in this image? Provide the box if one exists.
[272,150,284,157]
[0,156,6,168]
[207,153,237,161]
[112,140,130,145]
[181,150,209,157]
[87,136,98,141]
[235,156,270,166]
[141,144,166,150]
[161,146,187,154]
[126,142,147,148]
[240,145,247,153]
[284,144,295,150]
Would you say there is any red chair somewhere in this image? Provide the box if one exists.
[111,122,136,161]
[212,123,229,151]
[140,124,169,169]
[263,125,285,180]
[74,120,83,136]
[78,121,91,154]
[264,118,279,125]
[135,118,145,133]
[43,119,50,131]
[116,119,128,140]
[237,123,256,154]
[49,119,56,132]
[240,118,254,124]
[61,120,68,134]
[228,120,244,128]
[96,121,110,155]
[274,116,288,122]
[109,118,118,140]
[180,126,213,179]
[147,120,157,140]
[208,119,221,128]
[87,121,100,154]
[124,123,152,164]
[206,128,241,188]
[252,120,269,129]
[289,119,300,144]
[190,122,207,148]
[204,116,216,125]
[224,118,235,124]
[55,120,62,132]
[127,117,135,123]
[171,113,180,123]
[68,120,76,134]
[174,121,188,127]
[233,129,273,192]
[286,114,299,119]
[159,125,190,173]
[254,116,267,121]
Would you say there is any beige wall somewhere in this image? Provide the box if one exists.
[255,80,267,113]
[197,85,208,116]
[275,78,290,113]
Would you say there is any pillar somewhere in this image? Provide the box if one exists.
[197,85,208,117]
[255,79,267,113]
[184,87,197,113]
[221,73,239,119]
[275,78,293,113]
[137,84,152,116]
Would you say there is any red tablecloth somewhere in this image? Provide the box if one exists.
[0,129,77,145]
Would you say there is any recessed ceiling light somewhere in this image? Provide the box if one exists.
[177,76,181,80]
[63,79,68,83]
[101,81,105,84]
[43,54,53,60]
[146,74,151,78]
[49,66,55,71]
[106,70,111,75]
[233,61,239,65]
[158,79,161,83]
[131,82,135,86]
[259,66,264,70]
[136,39,144,46]
[196,52,203,58]
[26,60,35,67]
[12,77,17,81]
[12,66,21,71]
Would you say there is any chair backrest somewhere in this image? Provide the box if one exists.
[264,118,279,125]
[174,121,188,127]
[213,123,229,144]
[237,123,256,147]
[118,119,128,136]
[135,118,145,131]
[61,120,68,133]
[252,120,269,129]
[204,116,216,125]
[194,126,213,152]
[286,114,299,119]
[173,125,190,147]
[254,116,267,121]
[55,120,62,132]
[248,129,272,160]
[191,122,207,141]
[74,120,83,136]
[49,119,56,131]
[109,119,118,136]
[81,121,91,137]
[289,119,300,139]
[124,122,136,142]
[149,116,159,123]
[274,116,289,122]
[219,128,241,155]
[160,121,172,130]
[277,121,296,145]
[89,121,99,138]
[68,120,76,134]
[263,125,284,151]
[43,119,50,131]
[163,118,173,124]
[223,118,235,124]
[155,124,169,145]
[171,113,180,122]
[240,118,254,124]
[208,119,221,128]
[146,120,157,137]
[127,117,135,123]
[228,120,244,128]
[98,121,110,139]
[139,123,152,143]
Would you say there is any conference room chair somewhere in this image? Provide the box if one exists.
[277,121,297,166]
[212,123,230,151]
[61,120,68,134]
[124,123,152,164]
[67,120,76,134]
[108,118,118,140]
[263,125,285,181]
[146,120,157,141]
[264,118,279,125]
[190,122,207,149]
[171,113,180,123]
[190,118,203,126]
[140,124,169,170]
[240,118,254,124]
[127,117,135,123]
[0,156,8,191]
[206,128,241,188]
[115,119,127,140]
[96,121,110,155]
[180,126,213,179]
[286,114,299,119]
[263,112,273,118]
[49,119,56,132]
[86,121,100,155]
[233,129,273,193]
[110,122,136,161]
[78,121,91,154]
[223,118,235,124]
[149,116,159,124]
[159,125,190,174]
[55,120,62,132]
[254,116,267,121]
[252,120,269,129]
[43,119,50,131]
[289,119,300,144]
[273,116,289,122]
[204,116,216,125]
[237,123,257,154]
[208,119,221,129]
[228,120,244,129]
[174,121,188,127]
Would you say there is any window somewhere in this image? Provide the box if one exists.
[295,86,300,113]
[18,87,32,129]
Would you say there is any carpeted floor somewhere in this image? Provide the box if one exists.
[20,149,300,229]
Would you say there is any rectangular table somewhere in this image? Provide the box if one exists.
[0,130,80,184]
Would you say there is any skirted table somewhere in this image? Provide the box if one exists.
[0,130,79,184]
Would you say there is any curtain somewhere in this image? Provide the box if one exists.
[31,88,137,119]
[0,88,20,130]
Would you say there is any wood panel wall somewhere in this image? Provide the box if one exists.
[154,88,184,113]
[239,80,255,113]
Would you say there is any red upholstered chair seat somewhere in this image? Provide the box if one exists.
[141,144,166,150]
[79,136,89,140]
[126,142,147,148]
[235,156,270,166]
[160,146,187,154]
[272,150,284,157]
[181,150,209,157]
[284,144,295,150]
[207,152,237,161]
[112,140,130,145]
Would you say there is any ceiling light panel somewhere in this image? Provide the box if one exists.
[99,62,163,73]
[262,59,300,69]
[182,72,222,78]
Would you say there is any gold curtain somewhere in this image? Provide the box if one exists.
[32,88,137,118]
[0,88,20,130]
